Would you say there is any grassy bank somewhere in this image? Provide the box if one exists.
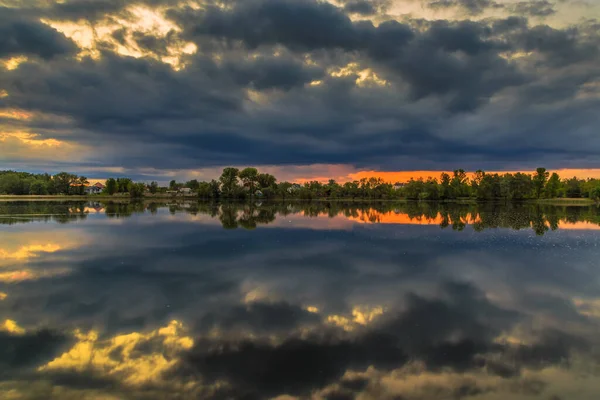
[535,198,596,206]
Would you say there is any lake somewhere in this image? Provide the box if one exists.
[1,201,600,399]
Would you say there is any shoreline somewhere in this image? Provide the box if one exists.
[0,195,596,205]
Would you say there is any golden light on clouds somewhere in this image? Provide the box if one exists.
[0,292,7,300]
[1,319,25,334]
[43,5,197,68]
[41,320,194,386]
[1,56,29,70]
[327,305,385,331]
[330,63,388,87]
[0,109,33,120]
[0,131,87,162]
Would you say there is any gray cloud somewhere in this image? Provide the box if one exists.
[0,8,77,59]
[0,0,599,172]
[510,1,557,17]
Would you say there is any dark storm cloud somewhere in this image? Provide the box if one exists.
[427,0,504,15]
[341,0,390,15]
[510,1,557,17]
[344,0,376,15]
[0,51,243,126]
[1,0,600,171]
[0,8,77,59]
[509,24,600,67]
[171,0,372,51]
[224,55,326,91]
[0,329,70,376]
[200,301,322,332]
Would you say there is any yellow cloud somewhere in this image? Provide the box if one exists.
[0,109,33,120]
[330,63,388,87]
[1,56,28,70]
[0,292,6,300]
[0,131,86,161]
[1,319,25,334]
[41,320,194,386]
[327,305,385,331]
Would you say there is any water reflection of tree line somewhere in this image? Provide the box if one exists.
[1,201,599,235]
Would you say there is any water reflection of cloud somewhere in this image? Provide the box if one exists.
[1,203,600,398]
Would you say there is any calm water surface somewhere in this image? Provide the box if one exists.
[1,201,600,399]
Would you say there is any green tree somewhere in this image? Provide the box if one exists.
[186,179,200,191]
[533,168,549,199]
[439,173,452,199]
[105,178,117,195]
[545,173,562,198]
[29,180,48,195]
[78,176,89,195]
[590,185,600,202]
[149,181,159,194]
[257,173,276,189]
[564,177,583,198]
[128,182,146,198]
[53,172,77,195]
[209,179,221,198]
[239,167,259,194]
[219,167,240,197]
[116,178,132,193]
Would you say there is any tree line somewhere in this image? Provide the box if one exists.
[2,167,600,201]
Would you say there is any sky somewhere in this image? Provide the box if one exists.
[0,0,599,183]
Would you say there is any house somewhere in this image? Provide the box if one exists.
[287,184,302,194]
[178,187,193,195]
[85,182,105,194]
[393,182,406,191]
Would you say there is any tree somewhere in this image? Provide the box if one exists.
[53,172,77,195]
[545,173,561,198]
[439,173,452,199]
[590,185,600,202]
[219,167,240,197]
[149,181,159,194]
[239,168,259,194]
[128,182,146,198]
[105,178,117,195]
[169,180,177,190]
[533,168,549,199]
[29,180,48,195]
[451,169,469,198]
[78,176,89,195]
[257,173,276,189]
[564,177,583,198]
[116,178,132,193]
[186,179,200,191]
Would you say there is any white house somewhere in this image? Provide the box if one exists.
[178,187,193,195]
[85,182,105,194]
